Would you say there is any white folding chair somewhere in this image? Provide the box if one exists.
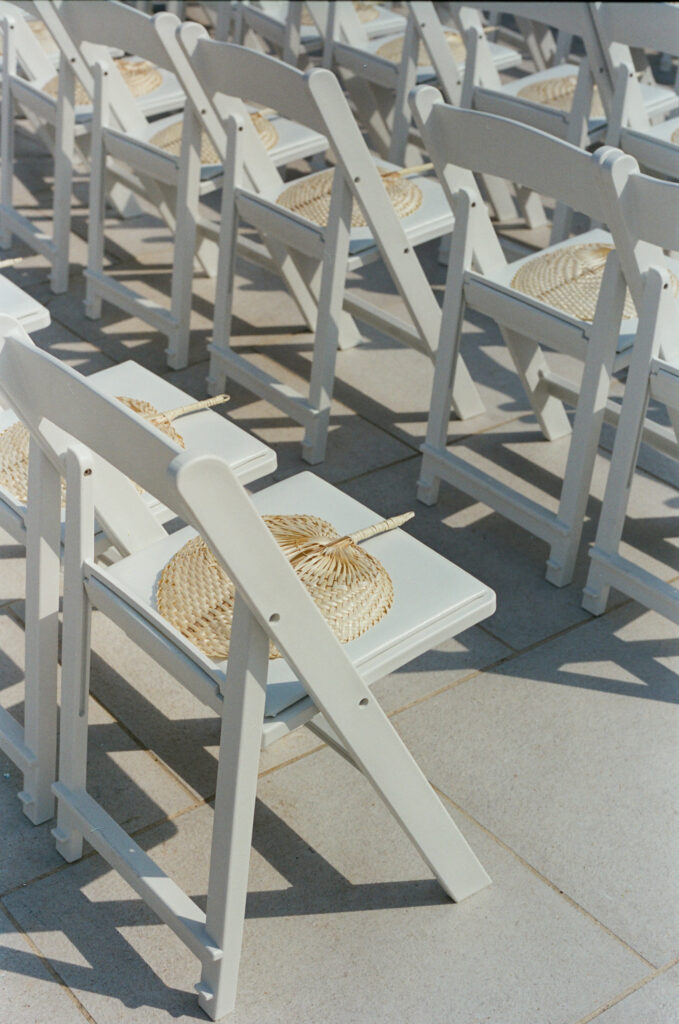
[0,0,189,292]
[0,318,276,825]
[593,2,679,181]
[0,2,88,292]
[34,0,329,369]
[233,1,406,68]
[0,315,494,1020]
[177,32,483,463]
[325,0,519,164]
[28,0,223,367]
[583,264,679,622]
[460,2,679,142]
[411,91,679,588]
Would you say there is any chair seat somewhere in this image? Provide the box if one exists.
[90,361,276,485]
[0,274,50,332]
[265,113,327,167]
[99,470,495,725]
[250,160,453,256]
[470,228,679,357]
[362,29,519,76]
[0,361,276,536]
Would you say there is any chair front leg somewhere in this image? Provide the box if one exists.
[167,105,203,371]
[546,254,628,586]
[198,596,269,1020]
[0,22,17,251]
[303,174,353,464]
[53,447,95,863]
[51,60,76,293]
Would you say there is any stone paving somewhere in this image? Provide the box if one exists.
[0,106,678,1024]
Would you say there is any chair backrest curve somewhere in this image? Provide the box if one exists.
[412,95,605,221]
[0,318,175,554]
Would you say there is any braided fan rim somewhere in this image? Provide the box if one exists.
[44,57,162,106]
[376,29,466,67]
[276,167,422,227]
[156,514,395,661]
[510,242,679,322]
[150,111,278,161]
[517,75,605,118]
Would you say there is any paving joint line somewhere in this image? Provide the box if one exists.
[572,955,679,1024]
[0,899,97,1023]
[430,783,658,971]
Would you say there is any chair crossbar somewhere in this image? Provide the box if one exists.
[419,443,570,546]
[0,705,37,773]
[52,783,223,964]
[585,550,679,625]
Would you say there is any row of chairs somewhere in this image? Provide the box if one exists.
[1,2,676,599]
[0,2,677,1017]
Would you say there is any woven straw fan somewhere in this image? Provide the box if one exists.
[0,393,229,507]
[511,242,679,322]
[379,161,433,180]
[276,162,433,228]
[116,393,231,447]
[157,511,415,661]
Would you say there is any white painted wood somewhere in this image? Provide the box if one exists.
[593,2,679,181]
[583,267,679,621]
[179,33,482,463]
[0,316,495,1019]
[412,90,679,586]
[0,317,275,830]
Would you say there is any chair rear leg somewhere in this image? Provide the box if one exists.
[20,446,61,824]
[502,328,572,440]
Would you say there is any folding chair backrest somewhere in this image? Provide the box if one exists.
[459,1,589,37]
[593,0,679,58]
[453,2,595,88]
[412,89,679,332]
[175,22,299,193]
[32,0,160,136]
[0,316,372,700]
[190,37,428,249]
[0,317,169,555]
[0,1,55,81]
[412,89,605,220]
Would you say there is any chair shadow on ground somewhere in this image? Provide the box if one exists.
[0,788,450,1020]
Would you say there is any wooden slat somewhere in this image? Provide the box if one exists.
[52,784,223,964]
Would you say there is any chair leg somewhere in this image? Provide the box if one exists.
[0,58,16,251]
[208,162,241,395]
[582,269,667,612]
[197,598,269,1020]
[20,446,61,824]
[50,64,76,294]
[502,328,572,441]
[53,449,95,862]
[316,683,490,903]
[85,128,106,321]
[302,181,353,464]
[166,113,202,371]
[545,258,627,586]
